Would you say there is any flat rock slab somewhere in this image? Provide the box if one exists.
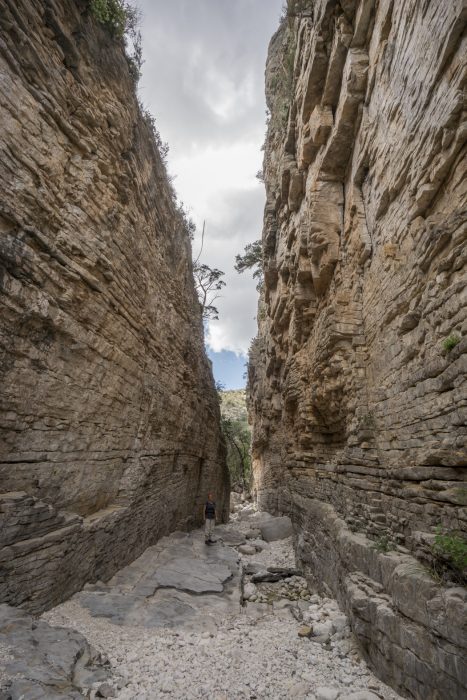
[249,539,270,551]
[153,557,232,593]
[260,516,293,542]
[251,567,302,583]
[214,527,246,546]
[0,604,108,699]
[74,530,241,630]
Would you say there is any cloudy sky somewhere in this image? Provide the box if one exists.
[137,0,283,388]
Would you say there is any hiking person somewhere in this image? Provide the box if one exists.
[204,493,216,543]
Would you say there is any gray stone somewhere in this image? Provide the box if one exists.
[153,557,232,593]
[340,693,381,700]
[249,539,270,551]
[315,689,339,700]
[251,567,302,583]
[311,620,334,644]
[0,604,108,698]
[215,528,246,546]
[238,545,256,556]
[243,583,257,599]
[244,562,264,575]
[260,517,293,542]
[245,529,262,539]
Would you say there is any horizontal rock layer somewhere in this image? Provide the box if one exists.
[0,0,229,613]
[249,0,466,698]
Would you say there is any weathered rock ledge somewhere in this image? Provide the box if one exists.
[249,0,467,697]
[0,0,229,613]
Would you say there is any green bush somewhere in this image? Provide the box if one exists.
[90,0,128,37]
[443,334,461,353]
[432,527,467,576]
[373,535,394,553]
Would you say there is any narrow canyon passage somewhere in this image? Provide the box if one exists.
[1,502,402,700]
[0,1,466,699]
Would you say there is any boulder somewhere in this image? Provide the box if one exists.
[260,516,293,542]
[243,583,257,599]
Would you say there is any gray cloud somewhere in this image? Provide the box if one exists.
[137,0,282,353]
[138,0,282,150]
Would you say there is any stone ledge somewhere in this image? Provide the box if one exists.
[266,488,467,699]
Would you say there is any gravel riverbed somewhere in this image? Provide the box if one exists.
[42,506,403,700]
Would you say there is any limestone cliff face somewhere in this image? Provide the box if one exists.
[0,0,229,612]
[249,1,466,697]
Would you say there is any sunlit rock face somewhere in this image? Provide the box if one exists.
[249,0,466,697]
[0,0,229,613]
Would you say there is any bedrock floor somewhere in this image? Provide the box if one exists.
[1,504,403,700]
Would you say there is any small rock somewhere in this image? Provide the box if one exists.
[245,529,261,539]
[331,615,348,633]
[311,620,333,642]
[340,693,381,700]
[244,562,264,575]
[297,625,313,638]
[243,582,257,599]
[287,681,311,698]
[249,539,269,551]
[315,688,340,700]
[96,682,116,698]
[238,544,256,555]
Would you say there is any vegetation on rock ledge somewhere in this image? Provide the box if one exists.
[219,390,252,491]
[431,527,467,584]
[90,0,130,37]
[90,0,142,82]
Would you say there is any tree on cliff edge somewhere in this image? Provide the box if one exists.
[192,221,226,321]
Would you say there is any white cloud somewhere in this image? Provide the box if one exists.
[170,141,261,219]
[138,0,282,355]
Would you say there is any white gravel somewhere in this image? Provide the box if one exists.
[43,507,403,700]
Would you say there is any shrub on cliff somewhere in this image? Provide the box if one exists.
[90,0,142,81]
[432,527,467,583]
[90,0,128,37]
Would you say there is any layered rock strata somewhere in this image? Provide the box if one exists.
[249,1,467,697]
[0,0,229,613]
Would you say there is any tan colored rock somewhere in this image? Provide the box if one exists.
[249,1,467,698]
[0,0,229,613]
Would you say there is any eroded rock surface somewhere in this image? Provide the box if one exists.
[76,531,241,630]
[248,1,467,698]
[0,0,228,614]
[0,604,109,699]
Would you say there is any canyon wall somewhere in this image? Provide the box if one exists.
[0,0,229,613]
[249,0,466,697]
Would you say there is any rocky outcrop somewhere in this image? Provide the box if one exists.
[0,0,229,613]
[0,603,111,698]
[249,1,466,697]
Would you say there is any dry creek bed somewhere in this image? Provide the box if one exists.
[0,505,403,700]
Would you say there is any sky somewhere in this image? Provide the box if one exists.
[137,0,283,389]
